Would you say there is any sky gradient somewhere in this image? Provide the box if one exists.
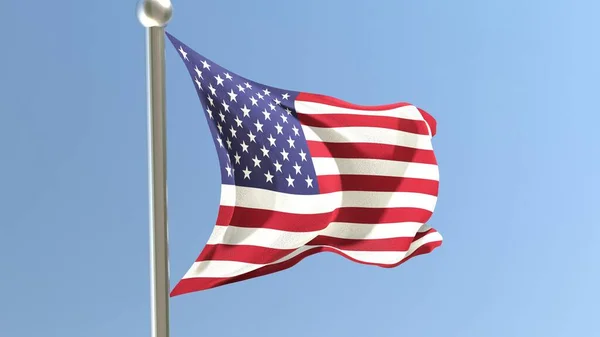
[1,1,599,336]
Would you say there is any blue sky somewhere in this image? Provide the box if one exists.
[1,1,599,336]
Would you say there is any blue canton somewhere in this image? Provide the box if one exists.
[167,33,320,195]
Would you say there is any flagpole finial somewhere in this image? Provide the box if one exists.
[137,0,172,27]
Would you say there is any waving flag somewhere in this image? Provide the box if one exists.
[166,32,442,296]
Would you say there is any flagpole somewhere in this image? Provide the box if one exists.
[137,1,173,337]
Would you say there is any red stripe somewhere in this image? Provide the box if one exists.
[296,112,431,135]
[216,206,435,232]
[170,238,442,296]
[196,244,290,264]
[196,229,438,263]
[307,230,435,251]
[317,175,439,195]
[306,141,437,164]
[296,92,437,137]
[196,236,416,264]
[297,92,413,111]
[413,227,436,242]
[417,108,437,136]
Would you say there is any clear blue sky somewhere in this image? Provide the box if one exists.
[2,0,599,336]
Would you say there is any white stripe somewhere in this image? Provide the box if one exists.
[302,125,433,150]
[206,222,431,248]
[183,231,443,279]
[312,157,439,180]
[423,118,432,137]
[295,100,424,121]
[220,185,437,213]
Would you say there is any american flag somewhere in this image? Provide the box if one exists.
[166,32,442,296]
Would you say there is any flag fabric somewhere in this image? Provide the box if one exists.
[166,32,443,297]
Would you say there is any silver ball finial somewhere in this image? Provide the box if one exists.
[137,0,173,27]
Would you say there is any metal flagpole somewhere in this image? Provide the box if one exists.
[137,1,173,337]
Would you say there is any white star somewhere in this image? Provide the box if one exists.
[299,149,307,161]
[291,125,299,136]
[273,98,281,105]
[282,93,290,100]
[194,78,202,90]
[216,123,223,134]
[264,171,274,183]
[280,114,288,123]
[237,84,246,93]
[224,72,233,80]
[260,145,270,157]
[287,136,295,148]
[226,138,232,149]
[206,107,213,119]
[293,162,302,175]
[214,74,224,86]
[251,155,262,168]
[247,130,256,143]
[254,120,264,132]
[229,126,237,138]
[194,66,203,79]
[234,152,241,165]
[240,141,249,153]
[225,164,232,176]
[216,136,223,147]
[267,134,277,147]
[221,100,230,112]
[262,109,271,120]
[274,160,283,172]
[208,83,217,96]
[218,111,225,122]
[285,174,295,187]
[305,175,313,187]
[201,60,211,69]
[263,88,271,96]
[244,82,252,89]
[241,105,251,118]
[250,96,258,106]
[275,123,283,135]
[207,95,215,107]
[227,89,238,102]
[269,103,277,111]
[281,148,290,161]
[256,92,264,100]
[234,116,243,127]
[285,108,292,115]
[242,166,251,179]
[178,46,188,60]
